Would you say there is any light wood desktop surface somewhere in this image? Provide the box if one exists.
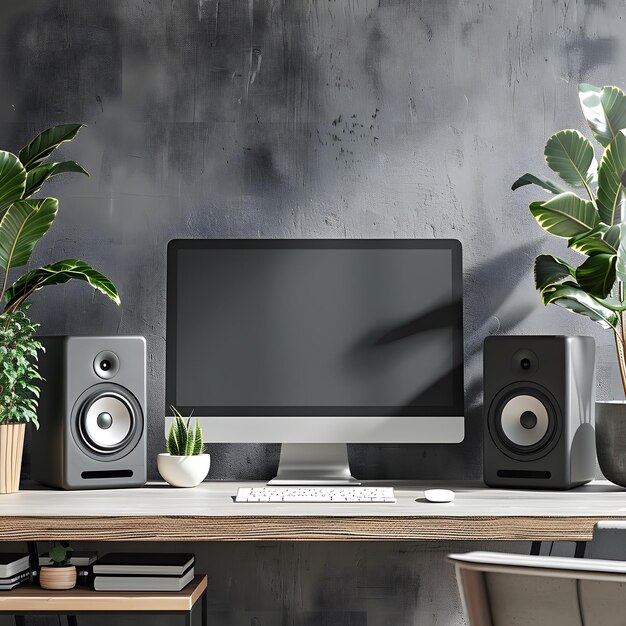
[1,481,626,542]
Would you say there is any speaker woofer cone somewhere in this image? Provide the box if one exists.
[488,382,561,461]
[71,383,144,461]
[79,393,135,453]
[500,395,550,447]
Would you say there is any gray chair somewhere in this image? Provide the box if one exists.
[591,520,626,560]
[449,550,626,626]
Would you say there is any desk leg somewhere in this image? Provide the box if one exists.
[574,542,587,558]
[530,541,542,555]
[202,589,208,626]
[13,616,25,626]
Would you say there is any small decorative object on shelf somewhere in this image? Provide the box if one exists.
[157,407,210,488]
[0,125,121,494]
[39,543,77,590]
[39,550,98,587]
[513,83,626,488]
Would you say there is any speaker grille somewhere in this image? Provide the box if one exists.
[488,382,561,461]
[71,383,144,461]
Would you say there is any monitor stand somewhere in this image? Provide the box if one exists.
[267,444,361,485]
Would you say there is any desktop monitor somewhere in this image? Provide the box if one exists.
[166,239,464,484]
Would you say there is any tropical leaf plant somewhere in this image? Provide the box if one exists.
[513,83,626,394]
[166,407,205,456]
[0,125,120,426]
[0,124,120,315]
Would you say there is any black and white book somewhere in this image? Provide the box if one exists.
[93,553,194,576]
[0,569,31,590]
[94,568,195,592]
[39,551,98,567]
[0,554,30,579]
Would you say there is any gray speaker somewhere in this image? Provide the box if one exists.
[31,336,147,489]
[483,336,596,489]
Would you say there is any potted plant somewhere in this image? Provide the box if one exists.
[157,408,210,487]
[513,82,626,486]
[0,307,43,493]
[0,124,120,494]
[39,542,76,590]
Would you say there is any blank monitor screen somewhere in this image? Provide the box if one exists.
[166,240,463,417]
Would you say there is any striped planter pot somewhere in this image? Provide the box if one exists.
[0,423,26,494]
[40,566,77,590]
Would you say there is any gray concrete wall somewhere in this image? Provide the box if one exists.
[0,1,622,624]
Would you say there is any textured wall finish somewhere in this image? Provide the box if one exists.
[0,1,622,624]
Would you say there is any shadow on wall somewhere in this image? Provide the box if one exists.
[352,240,540,480]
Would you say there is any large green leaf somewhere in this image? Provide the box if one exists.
[511,173,569,195]
[569,224,619,255]
[604,224,621,250]
[18,124,85,170]
[541,281,618,329]
[0,199,58,270]
[597,130,626,225]
[534,254,575,291]
[530,192,599,237]
[591,294,626,312]
[616,223,626,285]
[0,151,27,213]
[24,161,89,198]
[579,84,626,148]
[575,253,617,299]
[4,259,120,311]
[544,129,597,188]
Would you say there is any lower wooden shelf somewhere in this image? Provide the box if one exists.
[0,575,207,613]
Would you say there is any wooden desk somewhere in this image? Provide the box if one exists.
[1,481,626,542]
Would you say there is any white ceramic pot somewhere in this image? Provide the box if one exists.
[157,453,211,487]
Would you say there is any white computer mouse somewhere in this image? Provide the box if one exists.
[423,488,455,503]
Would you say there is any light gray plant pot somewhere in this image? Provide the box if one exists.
[596,401,626,488]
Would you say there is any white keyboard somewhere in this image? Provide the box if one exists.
[235,486,396,503]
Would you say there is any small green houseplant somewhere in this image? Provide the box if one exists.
[39,542,76,590]
[0,124,120,494]
[513,83,626,487]
[158,408,210,488]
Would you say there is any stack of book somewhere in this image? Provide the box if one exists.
[93,553,195,591]
[39,551,98,586]
[0,554,31,591]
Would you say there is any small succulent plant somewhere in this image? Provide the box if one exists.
[166,407,204,456]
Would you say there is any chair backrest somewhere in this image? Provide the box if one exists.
[592,520,626,560]
[449,551,626,626]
